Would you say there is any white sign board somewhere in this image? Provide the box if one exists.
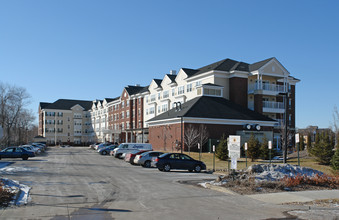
[229,151,241,159]
[231,157,237,169]
[228,135,241,159]
[268,141,272,150]
[295,133,300,143]
[0,126,3,139]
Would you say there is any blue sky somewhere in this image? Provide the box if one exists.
[0,0,338,129]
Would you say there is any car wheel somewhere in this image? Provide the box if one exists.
[164,164,171,172]
[22,155,29,160]
[102,151,107,155]
[144,160,151,168]
[194,165,201,173]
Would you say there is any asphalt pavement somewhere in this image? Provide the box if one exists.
[0,147,337,220]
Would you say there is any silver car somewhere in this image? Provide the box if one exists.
[134,151,163,168]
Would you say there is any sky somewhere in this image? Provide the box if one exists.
[0,0,338,129]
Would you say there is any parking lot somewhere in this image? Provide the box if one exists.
[0,147,290,219]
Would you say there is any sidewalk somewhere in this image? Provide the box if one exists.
[247,189,339,204]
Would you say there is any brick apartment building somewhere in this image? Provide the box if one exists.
[38,57,299,149]
[145,57,300,151]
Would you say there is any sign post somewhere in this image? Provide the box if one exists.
[295,133,300,166]
[213,145,215,172]
[228,135,241,171]
[244,142,248,168]
[268,141,272,165]
[198,143,201,161]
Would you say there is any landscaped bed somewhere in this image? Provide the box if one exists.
[200,164,339,195]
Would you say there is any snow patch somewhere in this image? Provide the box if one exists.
[0,166,33,174]
[1,178,31,206]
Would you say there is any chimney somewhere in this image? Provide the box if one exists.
[170,70,177,75]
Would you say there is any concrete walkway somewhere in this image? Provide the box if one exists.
[247,189,339,204]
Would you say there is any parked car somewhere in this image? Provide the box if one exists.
[20,145,41,155]
[112,143,152,158]
[134,151,164,168]
[89,143,100,149]
[124,150,140,163]
[32,143,47,151]
[0,147,35,160]
[155,153,206,172]
[95,143,113,151]
[125,150,150,165]
[98,145,117,155]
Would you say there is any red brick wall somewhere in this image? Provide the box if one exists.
[149,122,273,151]
[229,77,248,108]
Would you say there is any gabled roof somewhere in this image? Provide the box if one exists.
[182,68,199,77]
[39,102,51,109]
[125,85,148,96]
[153,79,163,87]
[40,99,93,111]
[249,57,275,72]
[104,97,119,103]
[148,96,275,123]
[165,74,177,83]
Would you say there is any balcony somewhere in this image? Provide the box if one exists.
[248,83,285,95]
[263,101,285,114]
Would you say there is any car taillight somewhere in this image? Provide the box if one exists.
[139,156,142,159]
[155,158,159,162]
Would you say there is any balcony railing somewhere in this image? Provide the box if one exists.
[263,101,285,113]
[248,83,285,94]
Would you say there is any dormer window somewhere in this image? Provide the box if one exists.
[199,84,223,97]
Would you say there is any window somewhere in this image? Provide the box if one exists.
[150,94,156,102]
[163,90,169,98]
[161,104,168,112]
[138,108,141,116]
[172,88,175,96]
[126,101,129,107]
[178,86,185,95]
[146,109,149,115]
[138,98,141,104]
[203,88,222,97]
[158,106,160,113]
[121,123,125,130]
[121,112,124,119]
[126,122,130,129]
[126,110,129,118]
[158,92,161,100]
[122,101,125,108]
[149,107,155,114]
[195,81,201,87]
[187,84,192,92]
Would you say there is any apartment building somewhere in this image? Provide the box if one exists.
[90,98,118,143]
[38,99,93,145]
[145,57,300,151]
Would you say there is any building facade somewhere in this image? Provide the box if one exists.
[38,99,94,145]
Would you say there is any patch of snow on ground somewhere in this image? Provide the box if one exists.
[0,166,33,174]
[248,164,324,181]
[1,178,31,205]
[0,162,12,169]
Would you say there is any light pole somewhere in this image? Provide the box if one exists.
[174,102,183,154]
[279,92,289,164]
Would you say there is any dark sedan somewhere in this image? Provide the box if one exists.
[155,153,206,172]
[0,147,35,160]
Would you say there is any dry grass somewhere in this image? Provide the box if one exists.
[175,151,337,175]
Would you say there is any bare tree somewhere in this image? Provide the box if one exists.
[278,113,295,156]
[198,124,209,151]
[0,82,31,146]
[184,124,200,154]
[331,105,339,148]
